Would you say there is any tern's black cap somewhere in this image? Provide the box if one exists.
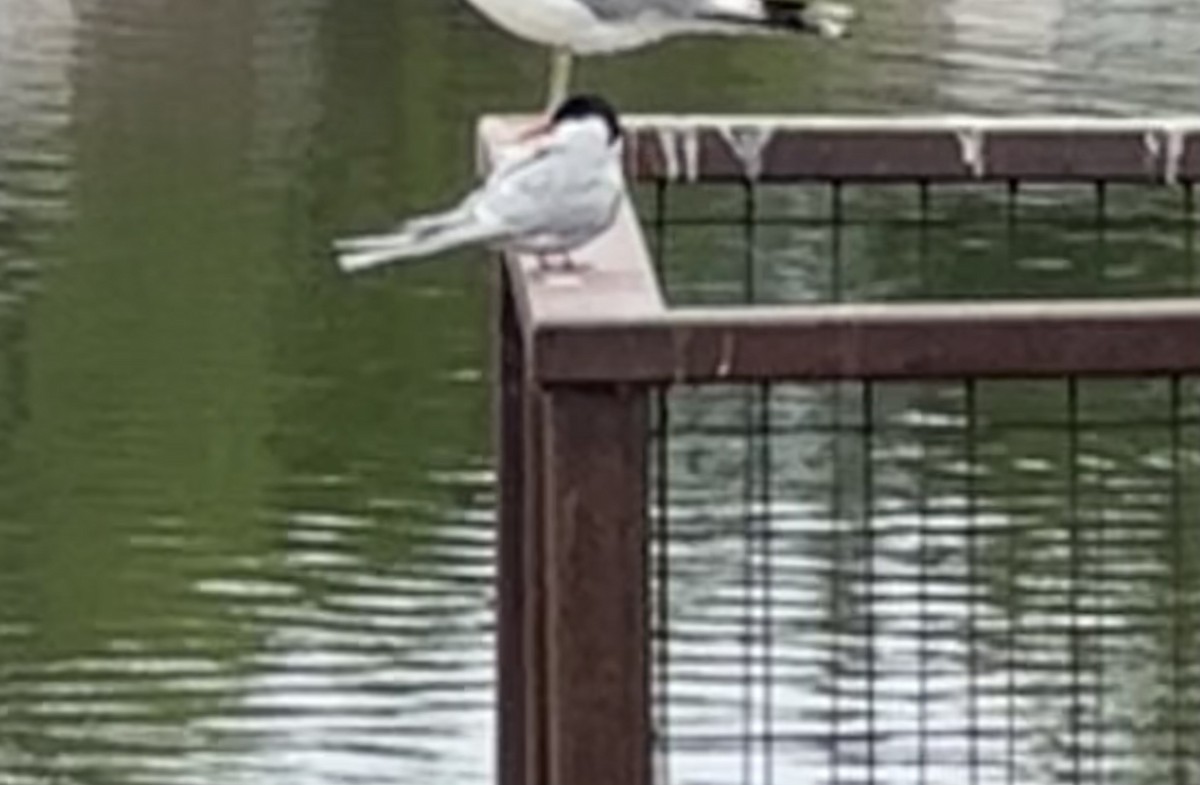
[552,94,622,144]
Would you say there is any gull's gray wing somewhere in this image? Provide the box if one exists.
[573,0,700,22]
[576,0,856,36]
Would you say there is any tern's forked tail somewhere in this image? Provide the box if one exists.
[333,209,503,273]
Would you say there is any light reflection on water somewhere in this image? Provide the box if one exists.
[2,0,1200,783]
[656,380,1200,785]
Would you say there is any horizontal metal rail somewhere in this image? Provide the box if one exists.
[485,114,1200,183]
[531,298,1200,383]
[623,115,1200,182]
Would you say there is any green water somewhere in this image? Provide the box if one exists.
[1,1,1199,783]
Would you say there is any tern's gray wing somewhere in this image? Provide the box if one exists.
[473,138,618,241]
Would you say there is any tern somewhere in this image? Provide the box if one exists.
[463,0,856,106]
[334,94,625,274]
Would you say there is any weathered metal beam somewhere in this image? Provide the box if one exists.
[522,386,547,785]
[624,116,1200,182]
[542,385,650,785]
[531,299,1200,383]
[495,267,530,785]
[485,113,1200,184]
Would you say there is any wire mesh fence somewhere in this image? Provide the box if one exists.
[486,117,1200,785]
[650,376,1200,785]
[642,175,1200,785]
[635,180,1200,306]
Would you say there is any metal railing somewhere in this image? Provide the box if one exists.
[483,116,1200,785]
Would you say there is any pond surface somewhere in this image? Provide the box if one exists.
[2,1,1199,783]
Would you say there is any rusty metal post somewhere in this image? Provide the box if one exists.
[541,384,650,785]
[496,266,531,785]
[522,378,547,785]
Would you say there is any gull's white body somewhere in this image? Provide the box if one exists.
[334,117,624,273]
[465,0,691,53]
[460,0,854,104]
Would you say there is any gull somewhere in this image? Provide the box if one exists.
[462,0,857,106]
[334,94,625,273]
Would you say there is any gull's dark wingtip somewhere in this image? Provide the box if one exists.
[762,0,856,38]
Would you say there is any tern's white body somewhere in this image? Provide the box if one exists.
[334,116,624,273]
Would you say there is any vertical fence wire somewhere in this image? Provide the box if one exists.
[829,179,847,785]
[830,181,845,303]
[1185,183,1196,291]
[1170,374,1184,785]
[1067,376,1083,785]
[752,185,776,785]
[1092,184,1108,785]
[1005,180,1019,277]
[1089,181,1106,286]
[917,181,931,293]
[740,178,755,785]
[1005,408,1019,785]
[1004,180,1020,785]
[916,184,933,785]
[861,381,877,785]
[759,381,773,785]
[965,378,981,785]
